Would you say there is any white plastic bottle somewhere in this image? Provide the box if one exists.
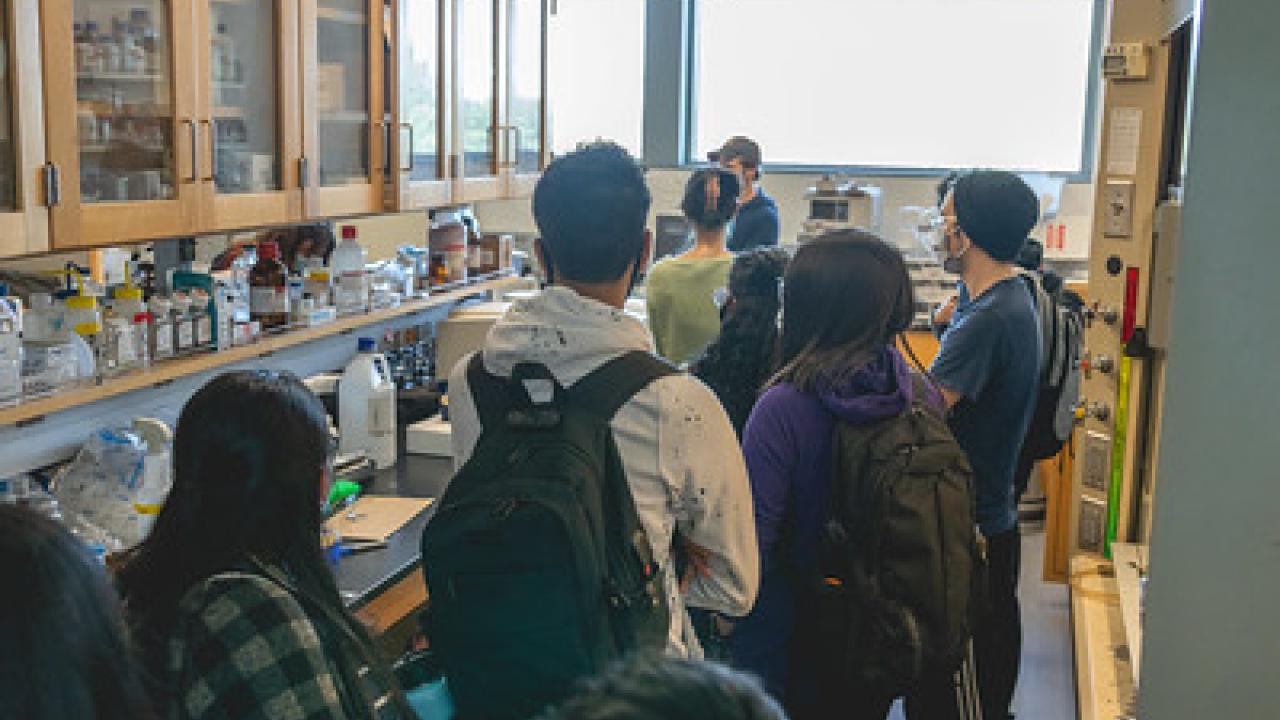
[339,337,397,468]
[331,225,369,315]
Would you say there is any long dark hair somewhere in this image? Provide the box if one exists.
[117,371,404,717]
[0,504,153,720]
[773,230,914,392]
[692,248,789,435]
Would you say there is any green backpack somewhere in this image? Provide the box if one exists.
[421,351,674,720]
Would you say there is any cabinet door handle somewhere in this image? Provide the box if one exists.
[299,156,311,189]
[200,120,216,183]
[43,163,61,208]
[183,119,199,183]
[501,126,517,169]
[400,123,415,173]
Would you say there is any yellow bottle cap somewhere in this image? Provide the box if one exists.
[66,295,98,311]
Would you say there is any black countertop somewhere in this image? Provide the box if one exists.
[334,451,455,611]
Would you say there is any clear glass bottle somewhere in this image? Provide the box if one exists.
[148,295,174,361]
[170,292,194,355]
[189,288,213,351]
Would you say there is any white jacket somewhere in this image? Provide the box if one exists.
[449,286,759,657]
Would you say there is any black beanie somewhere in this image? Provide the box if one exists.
[952,171,1040,262]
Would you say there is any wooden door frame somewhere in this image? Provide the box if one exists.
[198,0,304,231]
[0,0,50,258]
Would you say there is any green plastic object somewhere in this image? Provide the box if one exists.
[326,480,362,512]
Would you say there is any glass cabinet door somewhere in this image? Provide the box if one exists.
[208,0,280,195]
[459,0,496,179]
[317,0,370,187]
[507,0,543,175]
[73,0,176,204]
[0,0,15,213]
[399,0,442,182]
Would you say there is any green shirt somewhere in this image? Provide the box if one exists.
[645,255,733,365]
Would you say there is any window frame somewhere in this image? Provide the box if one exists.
[641,0,1107,183]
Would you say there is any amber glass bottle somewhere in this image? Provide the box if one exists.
[249,240,290,330]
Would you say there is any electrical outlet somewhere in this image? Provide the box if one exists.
[1083,430,1111,492]
[1078,498,1107,553]
[1103,180,1135,238]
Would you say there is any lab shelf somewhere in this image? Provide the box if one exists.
[0,274,522,428]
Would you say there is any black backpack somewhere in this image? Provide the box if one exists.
[804,375,984,699]
[1020,271,1085,461]
[420,351,674,720]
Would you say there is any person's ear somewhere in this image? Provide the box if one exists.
[534,238,553,282]
[638,229,653,273]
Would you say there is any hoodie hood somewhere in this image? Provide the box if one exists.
[481,285,653,385]
[816,346,930,425]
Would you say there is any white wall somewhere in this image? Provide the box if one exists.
[473,170,1096,262]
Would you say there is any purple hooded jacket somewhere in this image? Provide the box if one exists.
[730,345,941,702]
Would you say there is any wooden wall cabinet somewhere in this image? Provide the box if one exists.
[5,0,542,258]
[302,0,385,218]
[43,0,201,248]
[387,0,452,211]
[498,0,548,199]
[0,0,51,258]
[197,0,304,231]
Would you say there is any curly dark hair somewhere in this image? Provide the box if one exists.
[539,654,785,720]
[691,248,789,436]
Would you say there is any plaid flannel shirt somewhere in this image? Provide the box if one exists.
[168,572,352,720]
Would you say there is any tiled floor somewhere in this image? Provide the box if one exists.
[889,529,1076,720]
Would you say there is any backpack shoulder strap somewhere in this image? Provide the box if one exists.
[466,351,518,430]
[568,351,679,421]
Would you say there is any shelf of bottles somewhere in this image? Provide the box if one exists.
[317,0,370,187]
[0,0,15,212]
[74,0,176,204]
[210,0,281,195]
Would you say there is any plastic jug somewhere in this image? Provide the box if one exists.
[130,417,173,542]
[339,337,397,469]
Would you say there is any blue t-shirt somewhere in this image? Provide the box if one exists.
[727,190,781,251]
[931,275,1041,536]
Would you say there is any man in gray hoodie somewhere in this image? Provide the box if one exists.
[448,142,760,658]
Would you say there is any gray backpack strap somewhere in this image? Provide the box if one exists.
[567,351,679,421]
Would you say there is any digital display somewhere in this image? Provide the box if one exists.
[811,200,850,222]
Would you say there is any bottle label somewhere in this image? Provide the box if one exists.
[196,316,212,346]
[154,323,173,357]
[176,322,194,350]
[250,287,289,315]
[368,397,393,435]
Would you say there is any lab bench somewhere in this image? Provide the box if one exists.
[336,452,452,636]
